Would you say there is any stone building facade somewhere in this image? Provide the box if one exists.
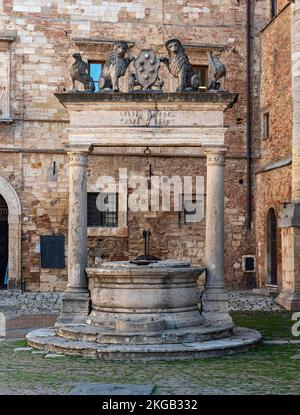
[0,1,297,309]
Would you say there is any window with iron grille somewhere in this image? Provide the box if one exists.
[88,61,104,92]
[88,192,118,227]
[192,65,208,92]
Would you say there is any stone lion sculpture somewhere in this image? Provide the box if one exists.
[161,38,199,92]
[99,41,133,92]
[70,53,95,92]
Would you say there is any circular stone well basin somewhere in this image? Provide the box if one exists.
[86,260,205,330]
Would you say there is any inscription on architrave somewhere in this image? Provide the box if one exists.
[121,110,174,126]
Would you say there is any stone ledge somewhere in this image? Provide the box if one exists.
[55,91,238,108]
[0,118,14,124]
[279,203,300,228]
[56,322,234,345]
[26,326,261,361]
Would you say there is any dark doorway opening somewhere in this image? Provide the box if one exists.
[0,195,8,289]
[267,208,277,285]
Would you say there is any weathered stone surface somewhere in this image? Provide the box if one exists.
[86,261,205,329]
[26,326,261,361]
[57,322,234,345]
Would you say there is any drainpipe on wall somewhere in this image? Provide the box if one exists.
[246,0,252,234]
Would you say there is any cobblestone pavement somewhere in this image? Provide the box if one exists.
[228,290,283,312]
[0,289,283,315]
[0,291,62,315]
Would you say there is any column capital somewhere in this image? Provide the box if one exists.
[66,145,91,166]
[203,145,228,165]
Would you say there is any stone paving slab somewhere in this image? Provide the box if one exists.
[264,339,300,345]
[69,383,155,395]
[45,353,66,358]
[14,347,33,352]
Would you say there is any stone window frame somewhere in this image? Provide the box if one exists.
[271,0,277,18]
[87,185,128,238]
[0,35,15,123]
[242,255,256,273]
[88,60,104,92]
[87,192,118,228]
[263,111,270,140]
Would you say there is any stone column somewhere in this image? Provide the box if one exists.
[202,145,233,325]
[57,148,91,324]
[277,0,300,310]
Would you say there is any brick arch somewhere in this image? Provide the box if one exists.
[0,176,21,288]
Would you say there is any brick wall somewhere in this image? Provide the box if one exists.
[256,2,293,287]
[0,1,270,290]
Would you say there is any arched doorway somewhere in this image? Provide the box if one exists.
[0,177,21,289]
[0,195,8,288]
[267,208,277,285]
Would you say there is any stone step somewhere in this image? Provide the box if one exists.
[57,323,234,345]
[26,327,262,361]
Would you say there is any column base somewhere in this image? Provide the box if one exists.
[276,290,300,311]
[56,290,90,325]
[202,287,233,326]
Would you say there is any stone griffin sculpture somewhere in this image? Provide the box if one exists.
[70,53,95,92]
[99,41,133,92]
[207,51,226,92]
[161,39,200,92]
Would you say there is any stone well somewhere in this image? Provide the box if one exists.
[27,260,261,360]
[86,261,205,331]
[26,91,261,360]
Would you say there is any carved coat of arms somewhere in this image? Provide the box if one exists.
[129,49,163,91]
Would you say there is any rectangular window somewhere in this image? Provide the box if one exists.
[242,255,256,272]
[88,61,103,92]
[192,65,208,92]
[263,112,270,139]
[271,0,277,18]
[180,195,204,225]
[88,192,118,228]
[40,235,65,269]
